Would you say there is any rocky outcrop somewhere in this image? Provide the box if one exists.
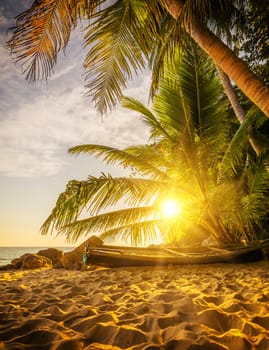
[37,248,64,266]
[10,254,53,269]
[22,254,53,269]
[0,237,103,271]
[61,235,103,270]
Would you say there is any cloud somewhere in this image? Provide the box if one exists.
[0,77,150,177]
[0,2,151,178]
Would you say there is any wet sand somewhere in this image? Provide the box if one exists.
[1,262,269,349]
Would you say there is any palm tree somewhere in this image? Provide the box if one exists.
[162,0,269,117]
[41,41,269,245]
[7,0,269,116]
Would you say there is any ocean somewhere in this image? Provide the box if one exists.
[0,247,74,267]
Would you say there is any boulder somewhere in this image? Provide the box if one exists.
[61,235,103,270]
[10,257,23,269]
[37,248,64,266]
[54,260,64,269]
[21,254,53,269]
[0,264,13,270]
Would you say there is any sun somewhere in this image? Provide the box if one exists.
[161,199,182,218]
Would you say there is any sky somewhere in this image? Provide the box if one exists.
[0,0,151,247]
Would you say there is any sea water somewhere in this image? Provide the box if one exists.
[0,247,74,267]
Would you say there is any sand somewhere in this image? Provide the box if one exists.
[0,262,269,350]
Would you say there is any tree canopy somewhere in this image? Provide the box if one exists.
[7,0,269,116]
[41,41,269,245]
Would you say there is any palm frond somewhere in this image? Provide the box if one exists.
[41,175,167,235]
[153,72,189,139]
[83,0,161,114]
[149,19,232,146]
[100,220,160,246]
[41,179,91,236]
[180,41,232,178]
[151,39,231,186]
[220,106,267,179]
[69,144,170,180]
[75,0,103,18]
[124,144,177,177]
[149,14,181,98]
[246,157,269,215]
[121,96,173,142]
[213,159,269,241]
[7,0,81,81]
[7,0,109,82]
[56,206,159,243]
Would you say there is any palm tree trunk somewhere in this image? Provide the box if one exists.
[217,67,245,123]
[217,68,263,155]
[163,0,269,118]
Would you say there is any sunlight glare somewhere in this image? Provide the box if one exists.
[161,199,181,218]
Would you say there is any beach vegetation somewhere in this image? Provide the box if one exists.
[7,0,269,117]
[41,41,269,246]
[8,0,269,246]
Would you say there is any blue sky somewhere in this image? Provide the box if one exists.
[0,1,151,246]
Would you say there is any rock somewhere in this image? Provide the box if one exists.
[10,258,23,269]
[10,253,52,269]
[21,254,53,269]
[61,235,103,270]
[37,248,64,266]
[54,260,64,269]
[0,264,13,270]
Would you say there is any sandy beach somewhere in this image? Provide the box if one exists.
[1,262,269,350]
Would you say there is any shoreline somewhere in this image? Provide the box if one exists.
[1,261,269,349]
